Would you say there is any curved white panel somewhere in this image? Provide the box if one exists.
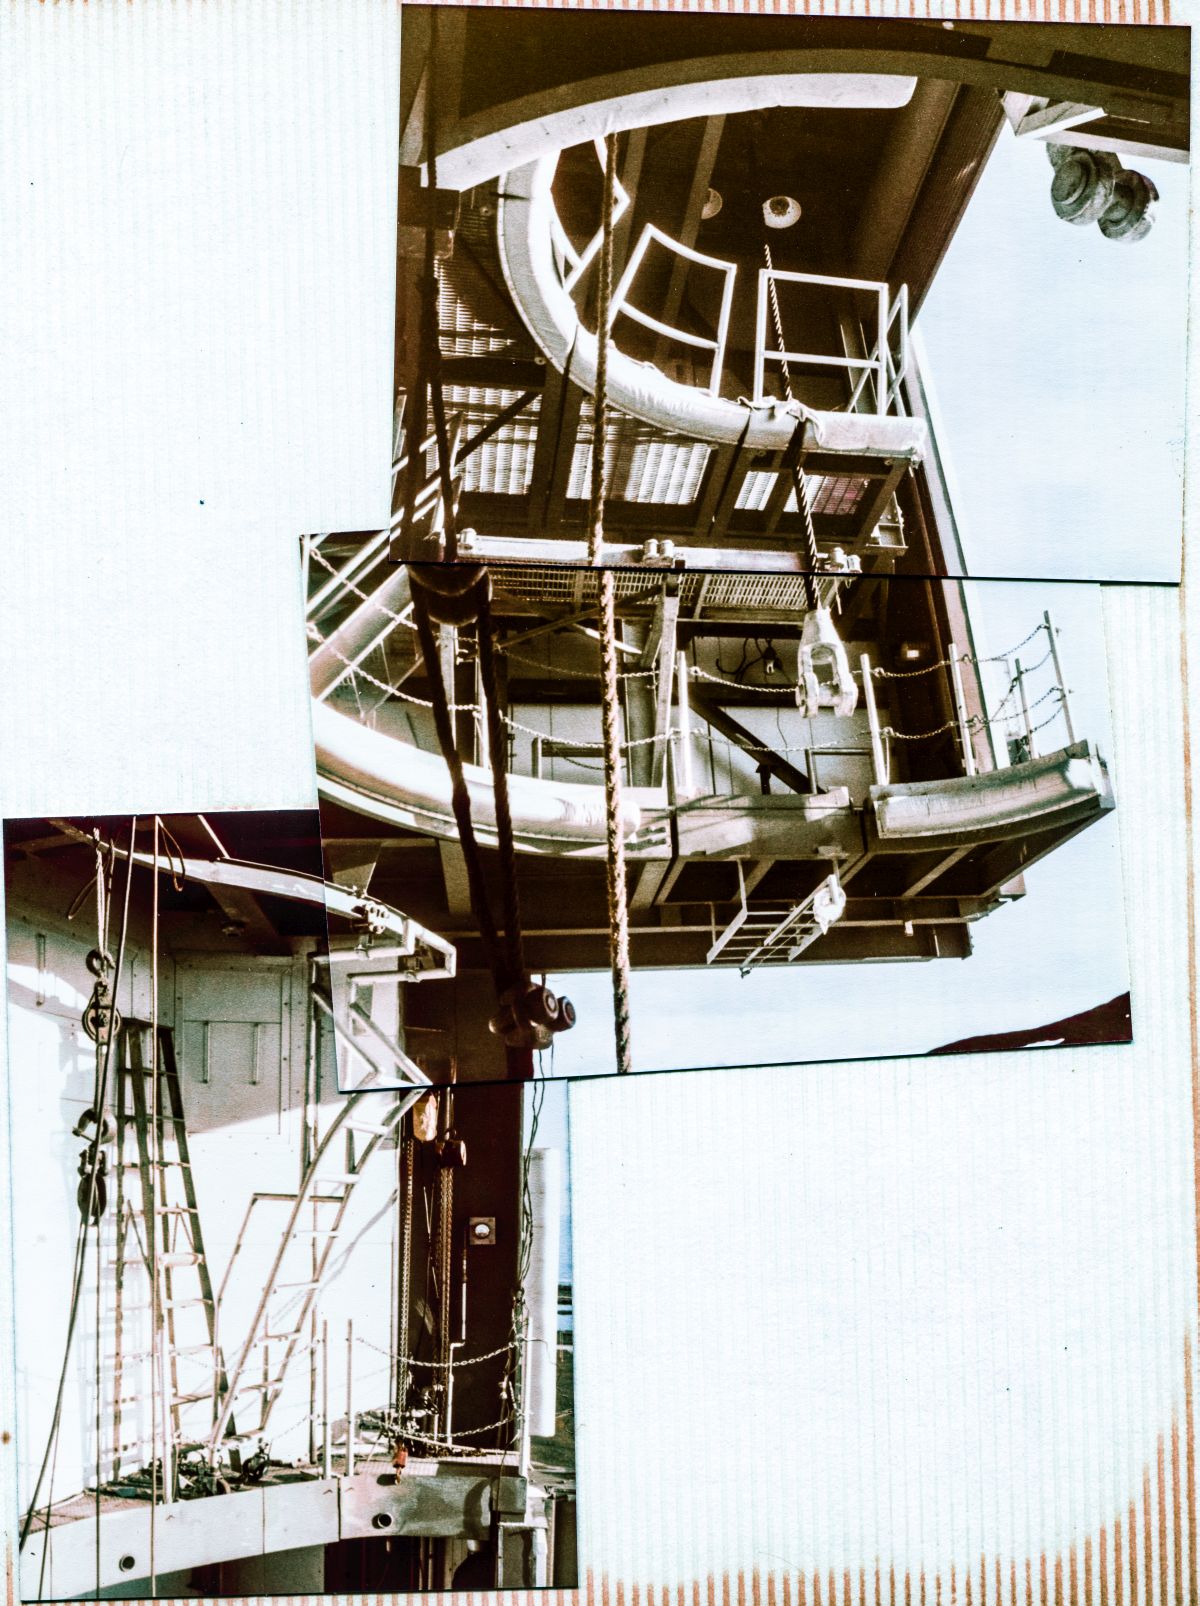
[417,66,916,191]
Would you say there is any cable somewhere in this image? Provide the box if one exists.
[23,817,138,1568]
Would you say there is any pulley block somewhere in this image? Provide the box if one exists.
[82,987,121,1045]
[76,1147,108,1222]
[487,980,577,1051]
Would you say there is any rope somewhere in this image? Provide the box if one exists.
[23,822,138,1573]
[402,1417,517,1451]
[587,135,633,1078]
[763,238,819,604]
[475,586,524,985]
[884,683,1066,743]
[409,566,540,1078]
[587,134,617,568]
[409,572,508,990]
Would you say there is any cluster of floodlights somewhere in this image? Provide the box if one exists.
[1047,143,1158,243]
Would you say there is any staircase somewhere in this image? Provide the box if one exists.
[208,1084,422,1455]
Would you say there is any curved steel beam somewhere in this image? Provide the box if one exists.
[498,157,928,457]
[312,699,654,855]
[407,61,917,189]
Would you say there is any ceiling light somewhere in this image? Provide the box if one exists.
[701,188,723,220]
[763,195,802,230]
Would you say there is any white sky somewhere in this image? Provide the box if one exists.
[915,124,1189,583]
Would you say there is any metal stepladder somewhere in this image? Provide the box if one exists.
[706,869,848,976]
[112,1020,237,1492]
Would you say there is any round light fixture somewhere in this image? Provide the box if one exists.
[763,195,802,230]
[701,187,723,220]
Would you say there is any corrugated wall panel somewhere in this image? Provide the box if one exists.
[566,584,1196,1603]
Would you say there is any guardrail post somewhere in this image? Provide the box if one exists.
[947,642,976,778]
[1015,658,1035,759]
[1043,611,1075,745]
[345,1319,355,1475]
[675,650,695,798]
[861,654,888,785]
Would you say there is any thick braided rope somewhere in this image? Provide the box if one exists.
[475,585,525,986]
[764,239,819,602]
[410,585,507,987]
[587,134,617,567]
[599,568,633,1077]
[588,135,633,1076]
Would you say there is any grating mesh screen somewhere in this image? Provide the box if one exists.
[736,471,866,518]
[566,407,711,505]
[437,278,513,356]
[444,385,541,497]
[488,565,816,613]
[811,476,867,517]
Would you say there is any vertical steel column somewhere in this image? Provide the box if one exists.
[345,1320,355,1475]
[322,1320,331,1478]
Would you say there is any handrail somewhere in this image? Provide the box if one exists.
[609,223,736,396]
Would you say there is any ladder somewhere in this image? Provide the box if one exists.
[706,871,847,976]
[111,1022,234,1487]
[208,1080,424,1456]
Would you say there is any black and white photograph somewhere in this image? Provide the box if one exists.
[5,812,576,1597]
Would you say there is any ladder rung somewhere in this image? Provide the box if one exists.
[121,1343,215,1360]
[290,1228,340,1238]
[313,1173,359,1186]
[274,1280,320,1291]
[110,1257,201,1270]
[234,1379,283,1394]
[345,1121,394,1137]
[175,1391,219,1405]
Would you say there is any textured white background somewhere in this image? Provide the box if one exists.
[0,2,1197,1600]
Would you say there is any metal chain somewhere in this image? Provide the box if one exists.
[356,1334,517,1370]
[308,545,419,631]
[880,718,961,743]
[502,646,657,683]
